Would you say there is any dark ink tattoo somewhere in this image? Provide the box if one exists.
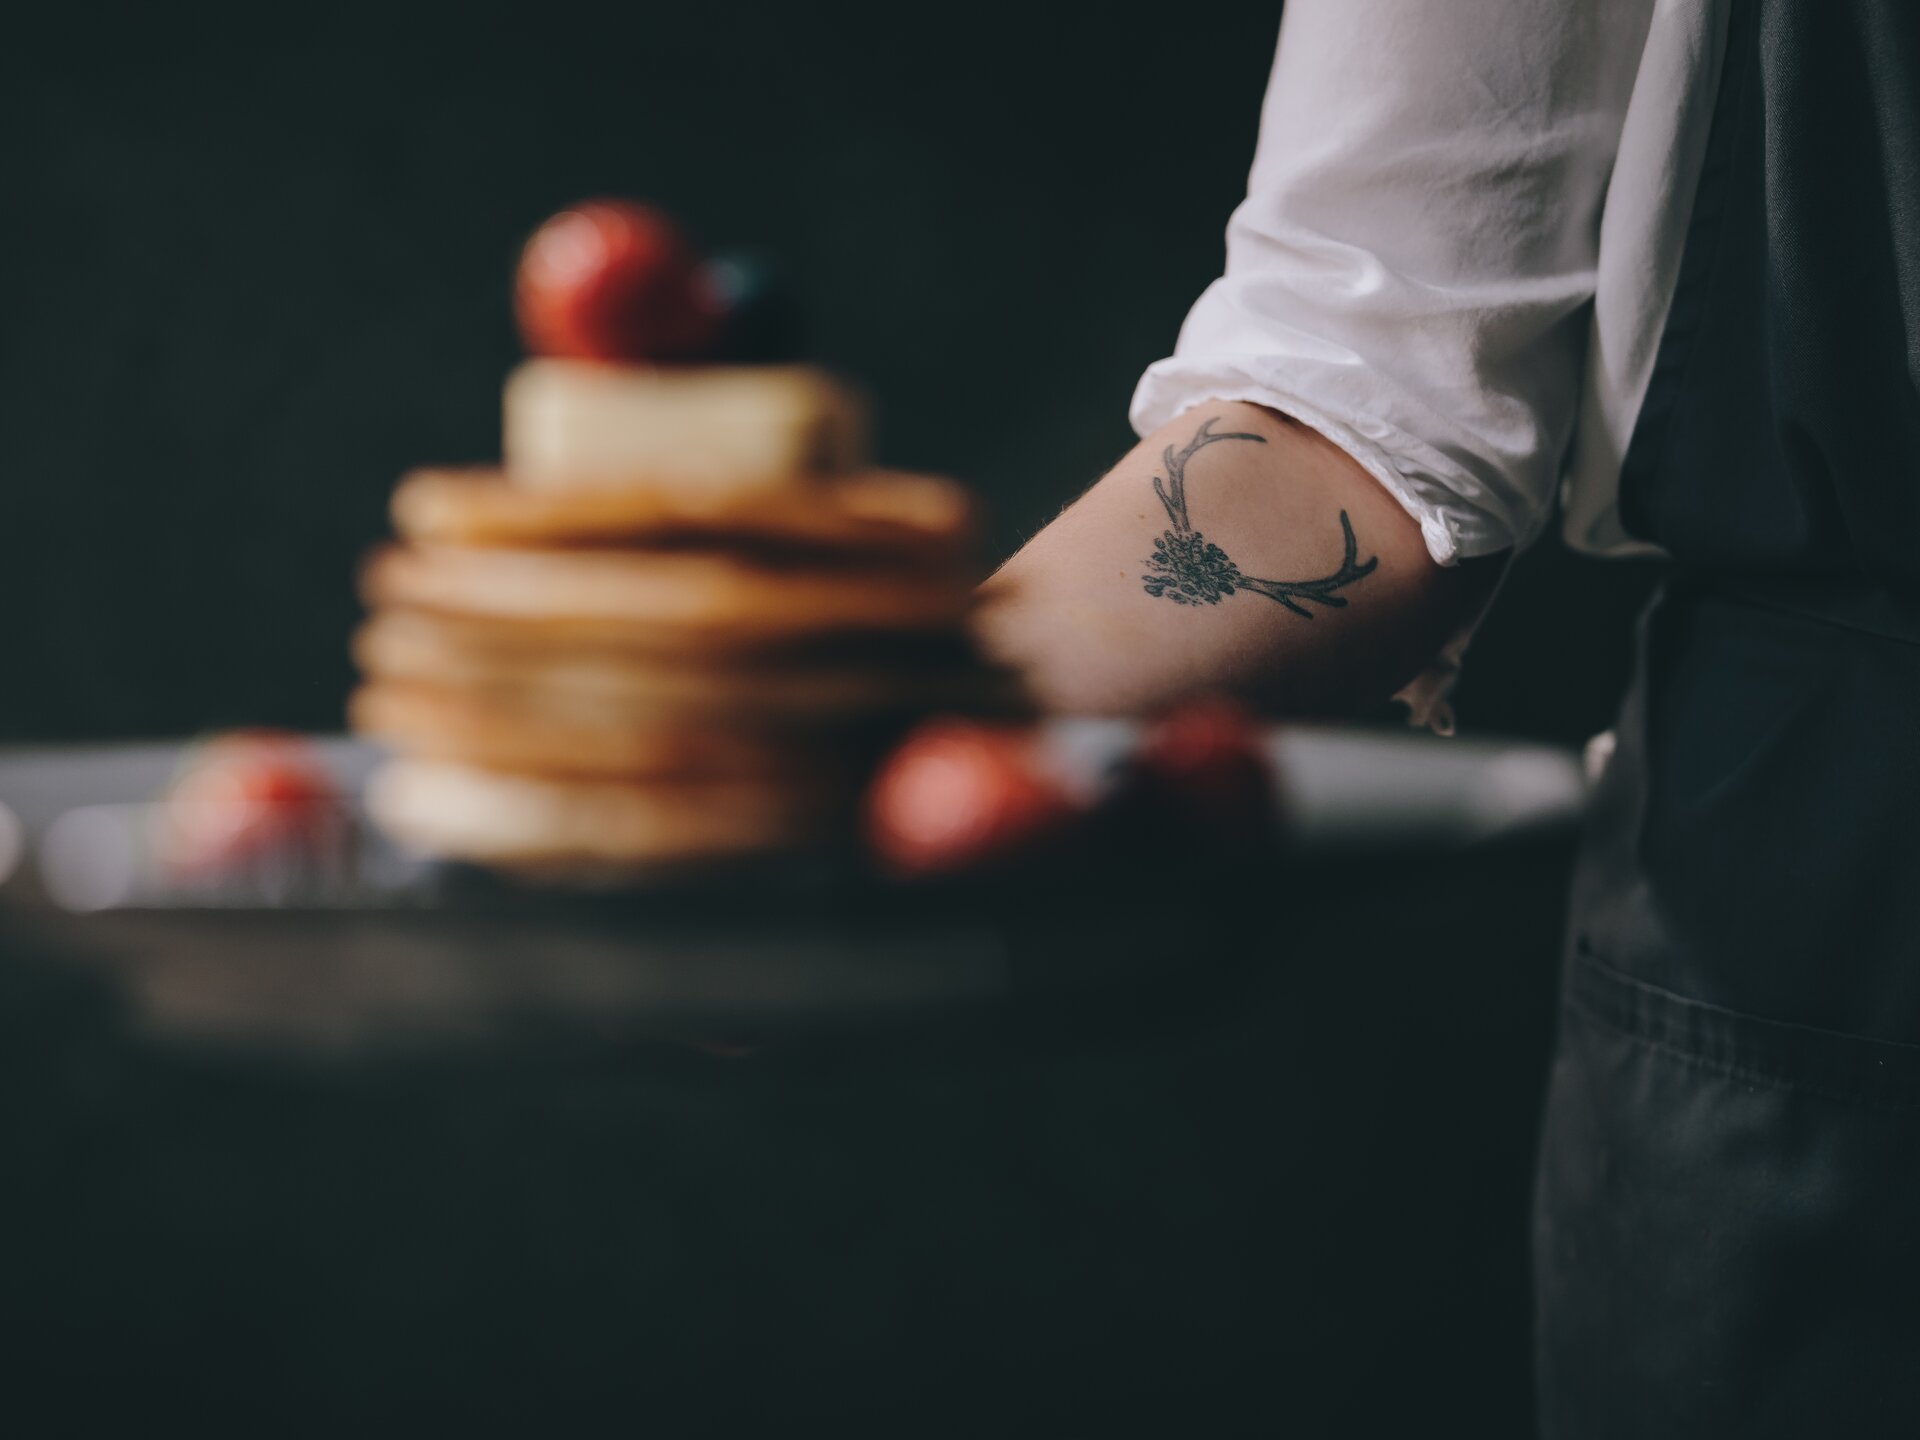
[1141,417,1378,617]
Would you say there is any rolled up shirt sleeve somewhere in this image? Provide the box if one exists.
[1130,0,1656,566]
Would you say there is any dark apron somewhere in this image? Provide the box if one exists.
[1532,2,1920,1434]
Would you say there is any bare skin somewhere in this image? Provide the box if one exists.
[976,401,1507,717]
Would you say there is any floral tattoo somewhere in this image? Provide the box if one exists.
[1141,417,1378,617]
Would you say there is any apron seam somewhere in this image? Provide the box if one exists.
[1564,947,1920,1114]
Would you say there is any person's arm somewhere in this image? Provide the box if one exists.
[982,0,1658,720]
[978,400,1504,716]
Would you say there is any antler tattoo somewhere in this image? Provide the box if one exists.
[1141,416,1378,618]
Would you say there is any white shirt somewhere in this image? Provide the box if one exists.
[1131,0,1729,572]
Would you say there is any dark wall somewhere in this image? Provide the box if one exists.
[0,4,1655,745]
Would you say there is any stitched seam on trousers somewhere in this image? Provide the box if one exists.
[1565,998,1918,1113]
[1565,959,1920,1114]
[1571,942,1920,1072]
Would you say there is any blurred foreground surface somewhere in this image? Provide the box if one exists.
[0,741,1569,1436]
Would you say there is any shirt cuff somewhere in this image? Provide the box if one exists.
[1129,358,1524,569]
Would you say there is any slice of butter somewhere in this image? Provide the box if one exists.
[503,360,868,494]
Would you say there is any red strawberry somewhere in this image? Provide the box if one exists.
[865,720,1079,877]
[514,200,721,363]
[1130,698,1277,839]
[158,730,340,878]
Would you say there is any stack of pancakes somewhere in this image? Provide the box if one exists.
[353,359,1008,876]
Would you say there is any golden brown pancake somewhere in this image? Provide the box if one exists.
[348,680,880,780]
[364,757,843,867]
[350,610,1020,721]
[358,544,975,644]
[390,466,978,557]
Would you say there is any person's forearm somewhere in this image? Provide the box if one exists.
[976,401,1505,717]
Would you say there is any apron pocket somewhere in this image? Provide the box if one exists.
[1533,945,1920,1439]
[1562,939,1920,1113]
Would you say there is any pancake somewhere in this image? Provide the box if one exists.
[390,466,978,556]
[365,757,842,867]
[358,544,975,644]
[356,601,987,664]
[351,611,1021,721]
[348,680,881,780]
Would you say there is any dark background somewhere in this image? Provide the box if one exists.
[0,1,1658,745]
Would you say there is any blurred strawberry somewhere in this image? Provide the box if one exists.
[514,200,721,363]
[1129,698,1278,841]
[865,720,1080,877]
[157,730,340,879]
